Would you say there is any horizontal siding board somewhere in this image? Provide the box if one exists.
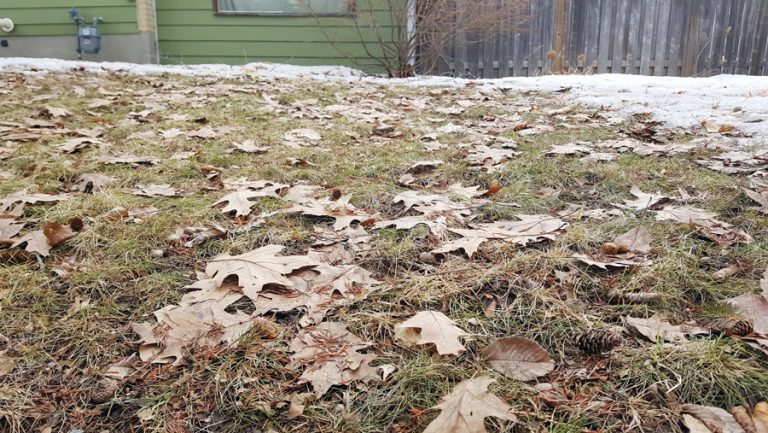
[4,0,131,7]
[10,23,141,36]
[155,10,395,27]
[157,0,389,11]
[158,25,394,42]
[161,56,361,65]
[158,40,388,57]
[4,4,137,35]
[156,0,397,69]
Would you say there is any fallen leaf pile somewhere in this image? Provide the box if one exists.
[2,65,768,433]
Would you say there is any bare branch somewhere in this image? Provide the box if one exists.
[311,0,530,77]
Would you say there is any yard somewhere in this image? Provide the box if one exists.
[1,60,768,433]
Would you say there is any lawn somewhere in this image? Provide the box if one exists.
[1,65,767,433]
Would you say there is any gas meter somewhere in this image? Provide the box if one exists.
[69,8,103,56]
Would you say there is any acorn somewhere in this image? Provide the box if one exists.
[418,252,438,265]
[601,242,630,255]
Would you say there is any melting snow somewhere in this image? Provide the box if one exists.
[1,57,766,139]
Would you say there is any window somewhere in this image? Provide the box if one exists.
[214,0,353,16]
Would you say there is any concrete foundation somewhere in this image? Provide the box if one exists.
[0,33,157,64]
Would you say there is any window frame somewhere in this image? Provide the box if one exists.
[212,0,355,17]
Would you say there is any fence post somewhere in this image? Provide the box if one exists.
[552,0,567,73]
[680,0,700,76]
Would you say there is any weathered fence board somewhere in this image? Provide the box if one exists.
[429,0,768,77]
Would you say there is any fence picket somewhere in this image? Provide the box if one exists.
[425,0,767,77]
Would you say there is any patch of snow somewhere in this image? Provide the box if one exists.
[0,57,365,79]
[1,57,766,139]
[403,74,768,139]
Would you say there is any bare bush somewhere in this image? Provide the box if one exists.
[309,0,530,77]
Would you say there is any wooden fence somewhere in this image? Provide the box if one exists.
[430,0,768,77]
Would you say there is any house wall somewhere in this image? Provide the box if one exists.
[155,0,398,71]
[0,0,156,63]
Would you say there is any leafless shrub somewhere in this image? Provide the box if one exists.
[308,0,530,77]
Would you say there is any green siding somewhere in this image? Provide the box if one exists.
[3,1,138,36]
[156,0,399,70]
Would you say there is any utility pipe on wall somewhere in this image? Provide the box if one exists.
[0,18,14,32]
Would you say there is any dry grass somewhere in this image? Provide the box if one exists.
[0,69,766,433]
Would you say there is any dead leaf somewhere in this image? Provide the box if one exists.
[625,315,708,342]
[434,216,568,258]
[580,152,616,162]
[186,126,221,139]
[730,406,758,433]
[391,189,477,217]
[619,186,673,210]
[287,392,313,419]
[743,188,768,214]
[423,376,516,433]
[701,120,737,134]
[0,353,15,377]
[281,192,378,232]
[132,295,255,365]
[287,157,318,168]
[374,214,450,236]
[102,205,159,223]
[232,139,269,154]
[170,151,197,160]
[100,154,160,165]
[753,402,768,433]
[241,262,379,327]
[287,322,377,396]
[656,206,752,246]
[0,218,25,239]
[11,231,52,256]
[406,160,443,174]
[159,128,185,139]
[713,264,740,280]
[574,253,651,270]
[0,190,72,213]
[395,311,468,355]
[132,184,186,198]
[57,137,105,153]
[87,98,114,109]
[727,278,768,337]
[466,145,518,170]
[43,218,81,247]
[484,337,555,381]
[683,414,716,433]
[70,173,116,193]
[104,354,139,379]
[202,244,316,299]
[284,128,321,147]
[545,143,592,155]
[40,105,71,118]
[65,296,92,316]
[171,226,228,248]
[213,180,288,217]
[683,404,747,433]
[613,226,652,254]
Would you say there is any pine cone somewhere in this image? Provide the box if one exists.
[710,317,753,336]
[251,317,280,340]
[576,330,622,354]
[89,378,118,404]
